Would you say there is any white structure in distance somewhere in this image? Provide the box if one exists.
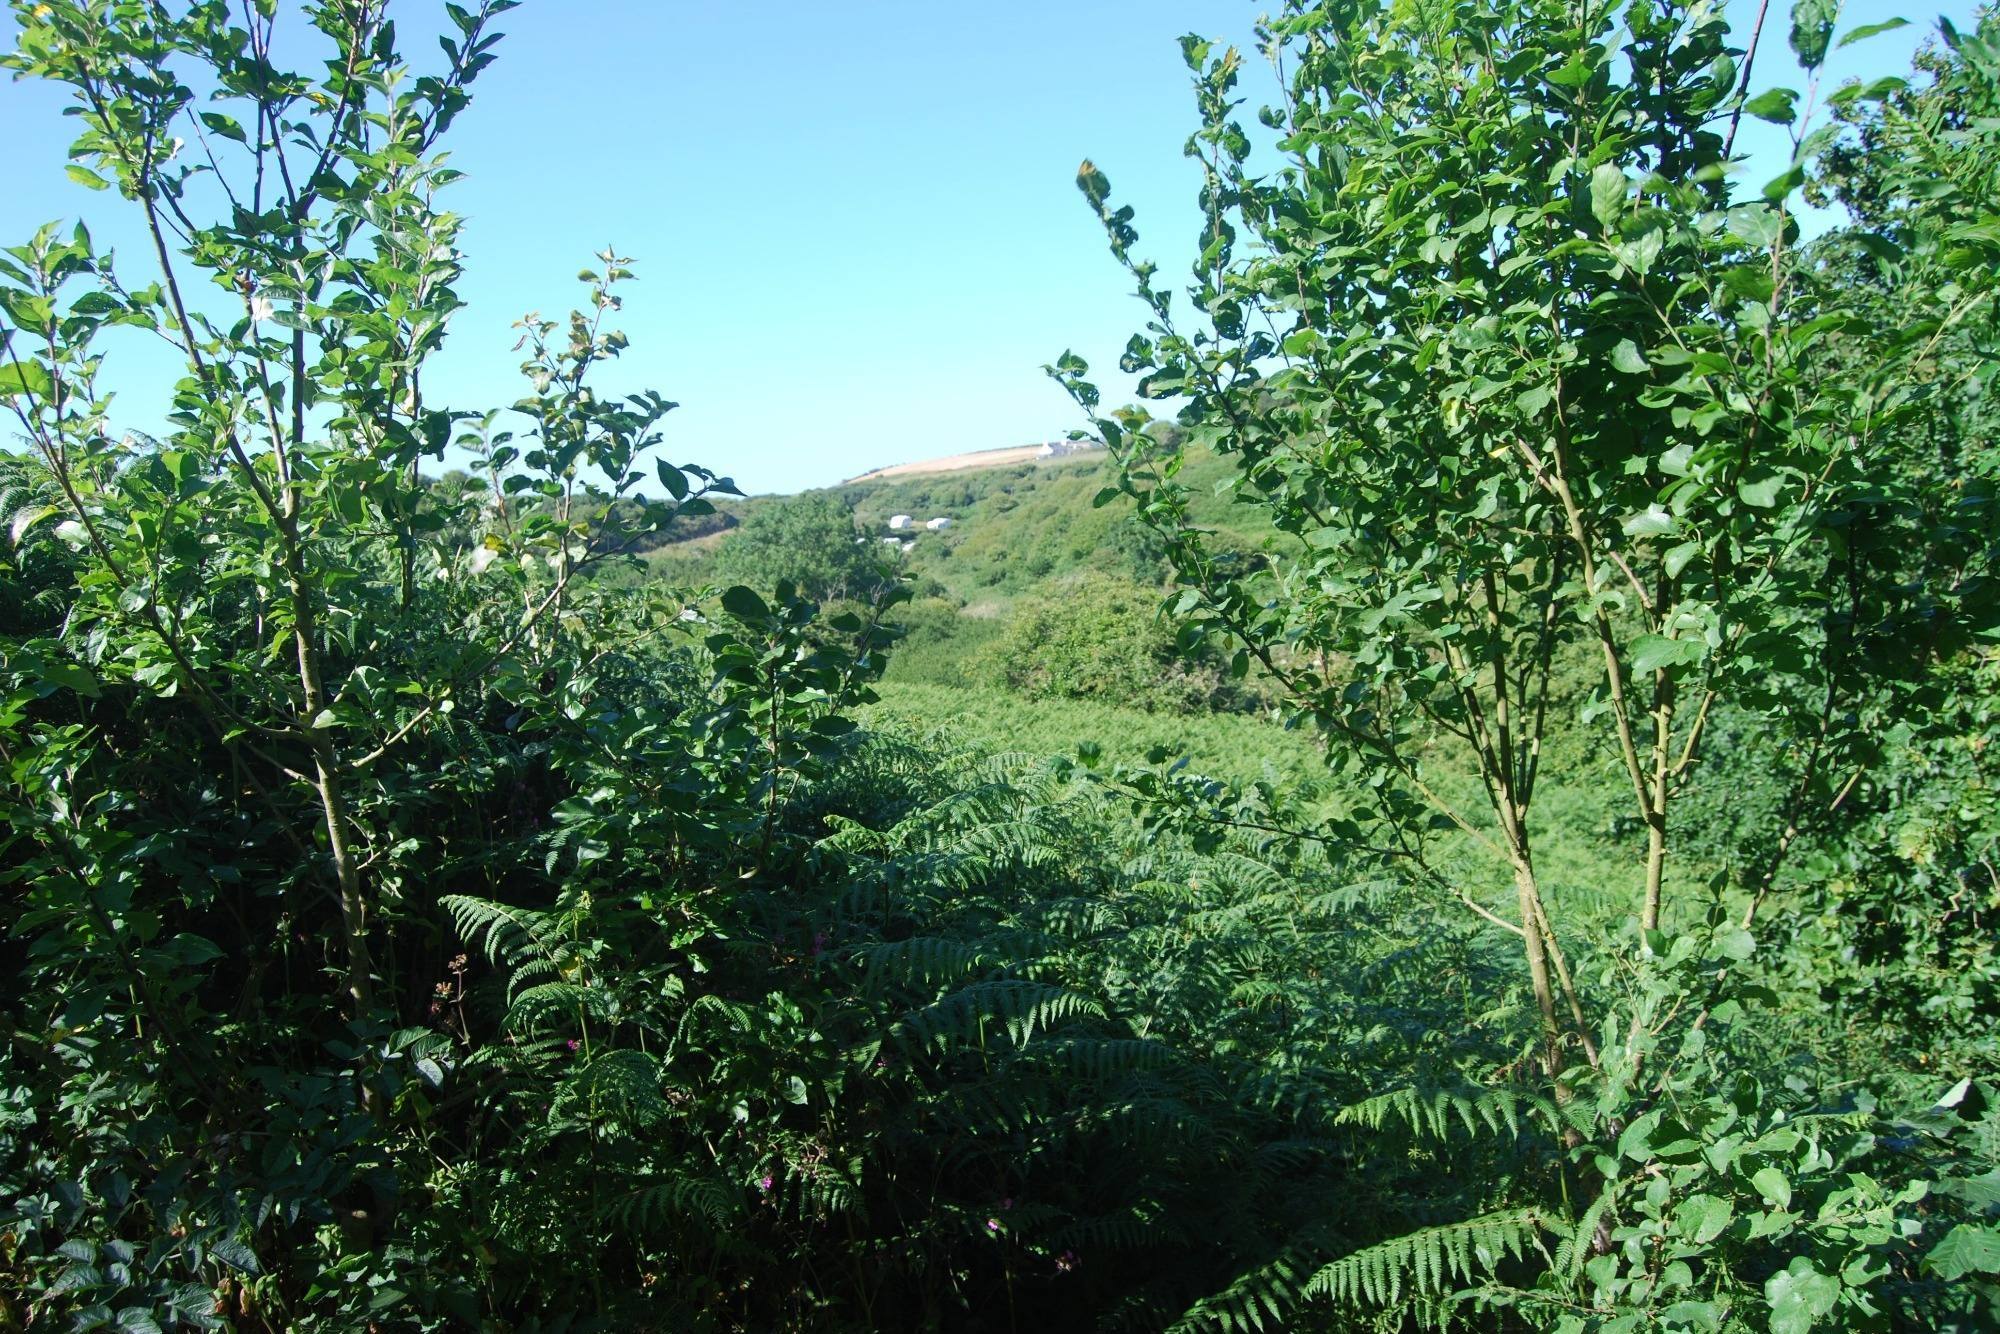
[887,514,913,530]
[925,516,952,531]
[1035,439,1098,460]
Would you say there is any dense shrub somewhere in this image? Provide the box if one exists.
[712,491,886,601]
[984,571,1245,714]
[1,2,1996,1332]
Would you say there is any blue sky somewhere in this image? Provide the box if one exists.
[0,1,1966,494]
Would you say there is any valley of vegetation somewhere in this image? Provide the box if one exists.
[1,1,1996,1330]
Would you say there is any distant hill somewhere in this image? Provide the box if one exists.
[842,439,1102,485]
[630,441,1276,612]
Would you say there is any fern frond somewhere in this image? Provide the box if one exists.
[1566,1185,1616,1280]
[1168,1250,1308,1333]
[550,1047,670,1130]
[601,1170,739,1230]
[504,981,595,1034]
[440,893,556,970]
[1047,1037,1179,1080]
[1046,1206,1176,1253]
[853,936,994,990]
[1336,1081,1553,1143]
[1304,1208,1549,1311]
[898,979,1105,1051]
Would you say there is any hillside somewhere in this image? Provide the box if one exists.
[841,439,1103,483]
[618,437,1312,778]
[640,440,1273,602]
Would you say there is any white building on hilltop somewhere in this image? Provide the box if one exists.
[1035,439,1098,460]
[925,516,953,531]
[887,514,913,531]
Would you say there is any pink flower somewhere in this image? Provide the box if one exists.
[757,1175,774,1193]
[564,1039,579,1053]
[985,1218,1001,1233]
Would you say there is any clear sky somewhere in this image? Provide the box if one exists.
[0,1,1966,494]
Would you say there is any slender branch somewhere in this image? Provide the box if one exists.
[1721,0,1773,159]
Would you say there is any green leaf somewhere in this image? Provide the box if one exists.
[209,1236,260,1274]
[1727,206,1784,249]
[68,291,123,317]
[1926,1223,2000,1281]
[1837,17,1908,47]
[1618,1109,1663,1162]
[1936,1170,2000,1211]
[1629,634,1704,675]
[198,111,248,144]
[10,504,56,546]
[719,585,770,621]
[1674,1193,1733,1245]
[38,659,101,699]
[1742,88,1798,124]
[1547,54,1594,87]
[160,450,198,485]
[1659,1300,1725,1331]
[1789,0,1837,70]
[1712,925,1755,961]
[165,933,225,965]
[1850,232,1902,268]
[1763,163,1807,205]
[1751,1166,1793,1210]
[1622,505,1678,538]
[65,164,112,191]
[1590,163,1627,229]
[1765,1257,1839,1334]
[0,361,52,397]
[1737,472,1785,507]
[1610,339,1648,374]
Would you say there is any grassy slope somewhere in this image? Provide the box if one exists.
[634,445,1275,605]
[634,445,1654,928]
[843,449,1275,604]
[862,680,1329,789]
[861,679,1647,930]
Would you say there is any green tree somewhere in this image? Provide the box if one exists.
[714,490,885,600]
[1062,0,1999,1325]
